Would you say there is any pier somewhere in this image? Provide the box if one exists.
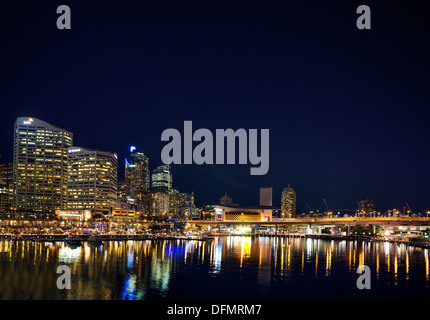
[0,233,214,242]
[1,232,430,250]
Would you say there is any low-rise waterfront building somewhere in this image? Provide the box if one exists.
[55,209,92,221]
[213,205,274,222]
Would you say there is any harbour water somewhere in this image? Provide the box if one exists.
[0,236,429,300]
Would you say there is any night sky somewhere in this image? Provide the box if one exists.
[1,1,429,212]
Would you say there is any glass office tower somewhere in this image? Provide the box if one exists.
[67,147,118,216]
[151,165,172,193]
[13,117,73,213]
[125,146,150,198]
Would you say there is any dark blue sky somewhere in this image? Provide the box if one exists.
[1,1,429,212]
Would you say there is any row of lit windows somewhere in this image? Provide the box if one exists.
[17,172,64,177]
[17,127,71,135]
[68,191,116,195]
[18,140,68,145]
[18,139,70,145]
[16,150,67,154]
[17,130,70,136]
[16,189,63,193]
[68,196,114,200]
[16,164,65,168]
[67,188,114,192]
[68,163,114,168]
[15,197,63,201]
[17,134,67,139]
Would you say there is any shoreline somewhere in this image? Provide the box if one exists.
[0,233,429,249]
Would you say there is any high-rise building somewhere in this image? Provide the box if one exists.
[67,147,118,216]
[281,186,296,218]
[179,204,198,219]
[169,189,185,216]
[169,189,195,217]
[0,163,13,211]
[151,165,172,193]
[0,182,9,211]
[117,179,128,199]
[359,198,374,216]
[13,117,73,212]
[147,191,170,217]
[125,146,150,198]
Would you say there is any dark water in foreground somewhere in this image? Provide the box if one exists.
[0,236,429,300]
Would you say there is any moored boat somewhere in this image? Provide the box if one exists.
[66,235,84,245]
[87,234,103,245]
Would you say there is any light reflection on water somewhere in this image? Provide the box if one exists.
[0,237,429,300]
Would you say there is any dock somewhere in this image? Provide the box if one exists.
[0,233,214,242]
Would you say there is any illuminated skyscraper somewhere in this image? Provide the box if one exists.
[67,147,118,216]
[169,189,195,217]
[13,117,73,212]
[151,165,172,193]
[125,146,150,198]
[117,179,128,199]
[281,186,296,218]
[147,191,170,217]
[359,198,374,216]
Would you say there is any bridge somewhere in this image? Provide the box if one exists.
[187,217,430,227]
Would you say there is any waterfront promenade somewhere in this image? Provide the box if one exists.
[1,216,430,249]
[1,231,430,250]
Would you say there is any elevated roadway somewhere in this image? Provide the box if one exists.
[187,217,430,227]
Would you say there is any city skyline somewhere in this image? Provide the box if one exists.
[1,1,430,213]
[0,115,429,214]
[1,1,430,308]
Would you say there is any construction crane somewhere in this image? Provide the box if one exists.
[405,201,413,216]
[304,203,313,217]
[323,198,332,217]
[323,198,329,211]
[322,199,357,216]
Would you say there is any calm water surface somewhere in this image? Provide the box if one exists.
[0,236,429,300]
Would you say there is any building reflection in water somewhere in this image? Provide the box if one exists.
[59,245,81,264]
[326,241,332,277]
[425,250,429,282]
[257,237,271,291]
[211,239,222,273]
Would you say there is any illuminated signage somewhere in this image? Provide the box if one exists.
[130,146,136,152]
[112,209,138,217]
[55,210,92,220]
[68,148,81,153]
[23,118,34,125]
